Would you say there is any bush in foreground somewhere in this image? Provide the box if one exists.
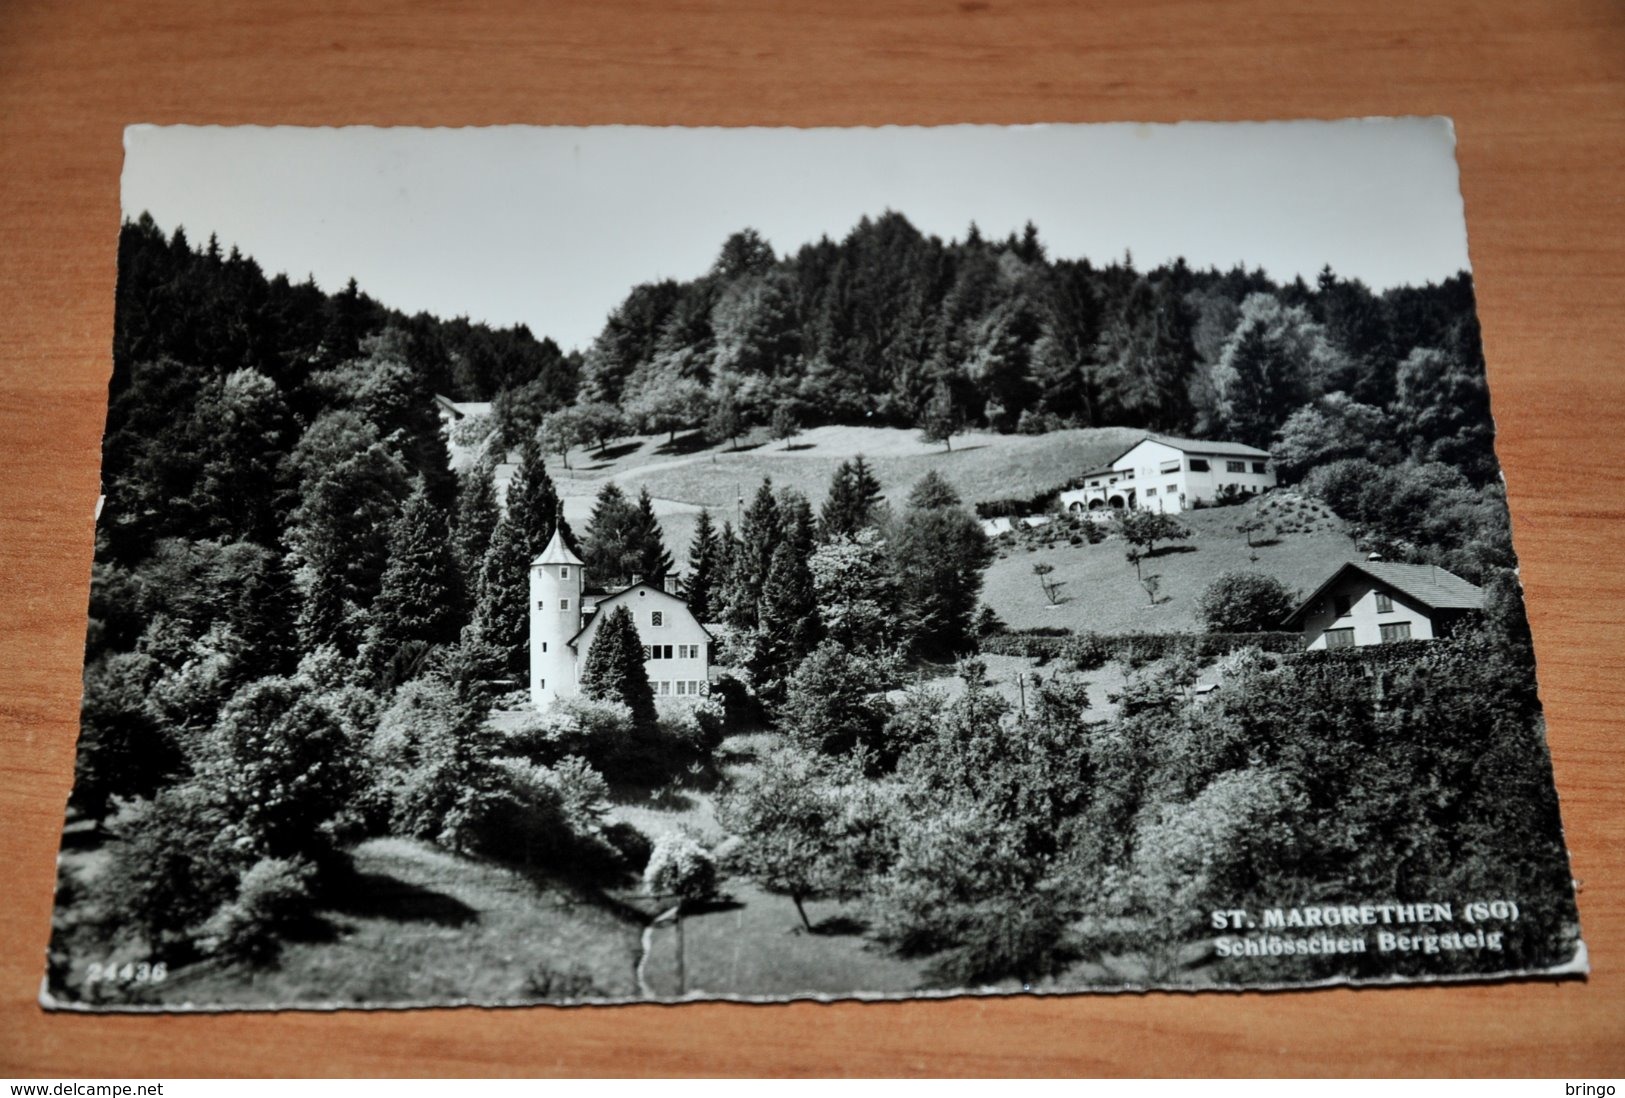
[1196,571,1297,633]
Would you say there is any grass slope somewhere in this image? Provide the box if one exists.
[143,838,643,1008]
[552,424,1143,567]
[984,493,1359,634]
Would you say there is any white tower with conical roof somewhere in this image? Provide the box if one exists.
[530,526,585,709]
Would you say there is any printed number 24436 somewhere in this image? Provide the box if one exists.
[86,960,167,984]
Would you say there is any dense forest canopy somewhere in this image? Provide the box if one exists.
[113,208,1494,474]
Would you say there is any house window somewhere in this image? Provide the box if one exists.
[541,642,548,653]
[1380,622,1412,643]
[559,598,570,611]
[539,679,545,689]
[1375,593,1394,613]
[1333,595,1352,617]
[657,680,671,695]
[651,611,664,627]
[1188,458,1210,472]
[1226,460,1246,473]
[1160,460,1181,474]
[561,566,570,579]
[1324,627,1356,649]
[1145,487,1157,497]
[1252,461,1267,474]
[1121,469,1134,480]
[1166,483,1177,495]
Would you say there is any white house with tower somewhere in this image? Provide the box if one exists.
[529,527,714,710]
[1060,435,1277,515]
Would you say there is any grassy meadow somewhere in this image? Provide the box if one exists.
[552,423,1143,566]
[984,492,1357,634]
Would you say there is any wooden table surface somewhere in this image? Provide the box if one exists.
[2,0,1622,1077]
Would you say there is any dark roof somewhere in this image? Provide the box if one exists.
[1282,560,1485,627]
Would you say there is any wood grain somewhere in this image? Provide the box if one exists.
[1,0,1622,1077]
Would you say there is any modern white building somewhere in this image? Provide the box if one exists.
[1059,435,1277,515]
[529,528,713,710]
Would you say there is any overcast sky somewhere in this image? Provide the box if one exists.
[123,119,1471,352]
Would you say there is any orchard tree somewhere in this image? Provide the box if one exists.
[1114,508,1190,557]
[771,404,800,448]
[706,390,743,450]
[920,380,962,452]
[715,747,843,932]
[625,377,709,444]
[540,407,588,470]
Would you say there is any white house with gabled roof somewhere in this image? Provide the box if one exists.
[1282,559,1485,649]
[529,527,713,710]
[1059,434,1276,515]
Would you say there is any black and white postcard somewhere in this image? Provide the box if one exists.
[45,120,1585,1010]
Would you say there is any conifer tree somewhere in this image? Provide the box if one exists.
[819,455,884,540]
[504,437,562,554]
[454,462,499,588]
[726,479,782,629]
[582,481,641,585]
[892,471,994,658]
[710,519,738,623]
[779,489,817,566]
[685,508,719,622]
[631,486,674,581]
[748,541,821,709]
[579,604,657,730]
[473,514,530,673]
[365,482,465,681]
[469,444,562,675]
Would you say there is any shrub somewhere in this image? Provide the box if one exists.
[1196,572,1298,633]
[369,678,491,840]
[979,630,1302,663]
[91,785,246,960]
[655,699,722,758]
[604,820,654,872]
[198,856,316,964]
[779,641,896,760]
[1060,633,1111,671]
[461,754,621,870]
[643,831,718,903]
[706,673,759,732]
[506,696,636,770]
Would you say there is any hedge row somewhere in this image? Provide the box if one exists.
[1280,639,1439,670]
[979,629,1304,667]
